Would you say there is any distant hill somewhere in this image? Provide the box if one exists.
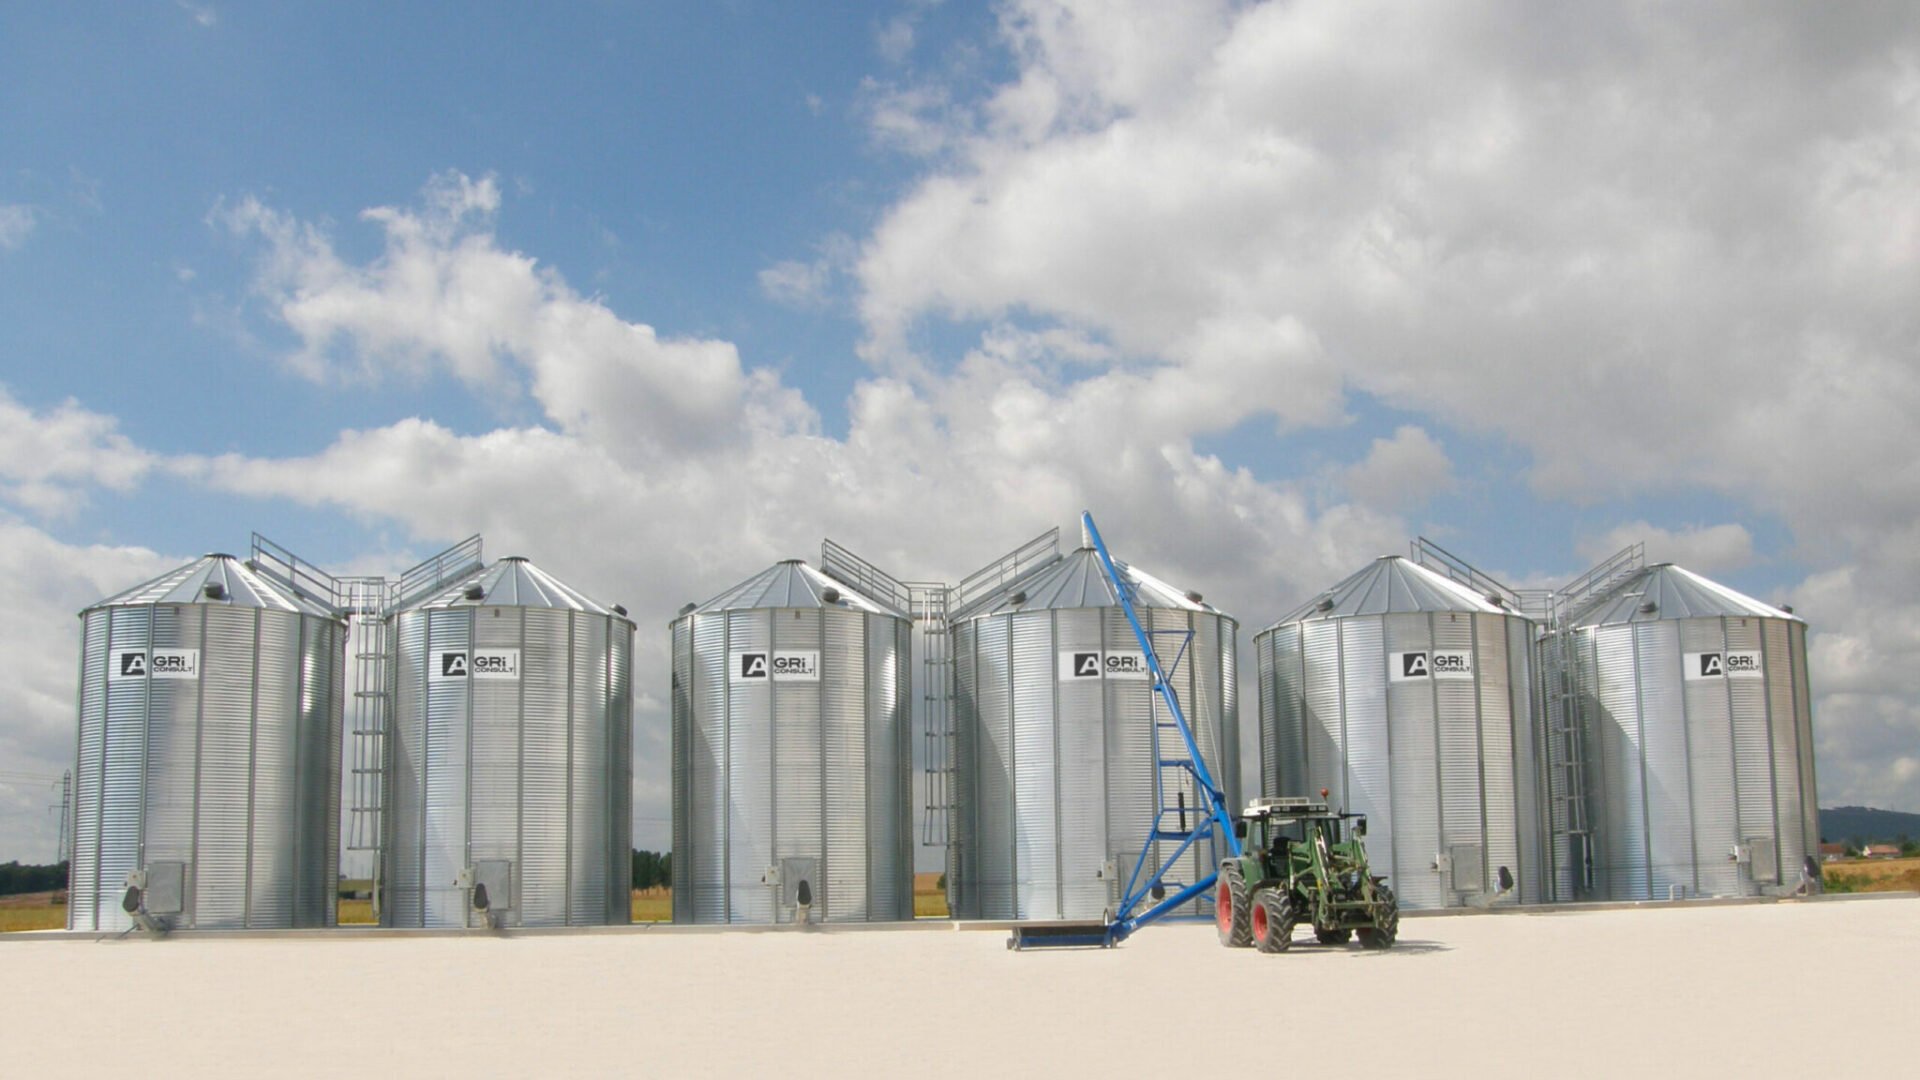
[1820,806,1920,844]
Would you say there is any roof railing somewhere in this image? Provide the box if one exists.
[1551,542,1646,629]
[820,538,915,615]
[950,527,1062,616]
[1410,536,1525,610]
[389,535,485,612]
[249,532,347,613]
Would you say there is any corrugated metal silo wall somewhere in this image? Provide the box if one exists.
[385,607,631,927]
[670,607,912,924]
[949,607,1237,921]
[70,605,342,931]
[1571,616,1817,901]
[1256,612,1543,910]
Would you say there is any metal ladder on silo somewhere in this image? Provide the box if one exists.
[914,585,953,850]
[1543,542,1643,899]
[818,539,958,856]
[1546,624,1592,899]
[342,577,393,878]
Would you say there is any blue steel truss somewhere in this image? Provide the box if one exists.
[1010,512,1241,949]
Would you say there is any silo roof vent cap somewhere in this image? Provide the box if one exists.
[203,582,227,601]
[464,584,486,601]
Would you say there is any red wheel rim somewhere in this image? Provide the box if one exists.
[1216,882,1231,932]
[1252,899,1268,939]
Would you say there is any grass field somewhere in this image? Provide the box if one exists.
[1821,856,1920,893]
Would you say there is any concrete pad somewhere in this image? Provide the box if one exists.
[4,895,1914,1077]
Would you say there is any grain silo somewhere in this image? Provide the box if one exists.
[382,556,633,927]
[946,542,1238,922]
[1544,562,1818,900]
[1255,554,1545,910]
[70,555,345,931]
[670,559,913,924]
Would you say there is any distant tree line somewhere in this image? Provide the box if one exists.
[632,849,671,890]
[0,861,67,897]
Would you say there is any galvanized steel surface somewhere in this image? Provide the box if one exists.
[1547,599,1818,901]
[948,549,1239,921]
[1258,574,1544,911]
[670,571,914,924]
[383,559,634,928]
[69,555,345,931]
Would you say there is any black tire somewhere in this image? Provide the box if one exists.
[1356,884,1399,950]
[1314,926,1353,946]
[1253,889,1296,954]
[1216,860,1252,948]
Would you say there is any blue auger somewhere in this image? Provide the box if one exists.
[1007,512,1241,950]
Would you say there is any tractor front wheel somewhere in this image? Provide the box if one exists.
[1356,884,1399,950]
[1253,889,1296,954]
[1217,860,1252,948]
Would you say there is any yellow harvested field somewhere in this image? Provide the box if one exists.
[1823,856,1920,893]
[1,895,1913,1076]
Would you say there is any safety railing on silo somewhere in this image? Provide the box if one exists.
[1549,541,1645,630]
[390,534,485,611]
[1411,536,1527,612]
[948,527,1060,618]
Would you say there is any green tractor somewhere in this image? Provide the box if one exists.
[1216,796,1399,953]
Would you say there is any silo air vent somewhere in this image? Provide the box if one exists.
[822,587,842,605]
[1009,590,1027,607]
[1316,597,1335,612]
[1638,601,1657,615]
[678,602,697,617]
[203,582,227,601]
[1185,590,1204,604]
[1487,594,1506,609]
[1780,604,1793,614]
[464,584,486,601]
[613,604,629,617]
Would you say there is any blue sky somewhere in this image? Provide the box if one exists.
[3,1,1918,863]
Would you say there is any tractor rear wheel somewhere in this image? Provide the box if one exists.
[1314,926,1353,945]
[1253,889,1296,954]
[1217,860,1252,948]
[1356,884,1399,950]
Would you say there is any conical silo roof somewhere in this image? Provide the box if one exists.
[85,554,336,617]
[1269,555,1508,629]
[1563,563,1799,628]
[692,559,901,617]
[955,547,1217,619]
[403,556,628,619]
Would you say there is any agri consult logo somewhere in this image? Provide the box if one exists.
[1685,650,1763,681]
[433,649,521,681]
[1390,650,1473,682]
[1056,650,1149,681]
[110,649,199,681]
[730,650,821,683]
